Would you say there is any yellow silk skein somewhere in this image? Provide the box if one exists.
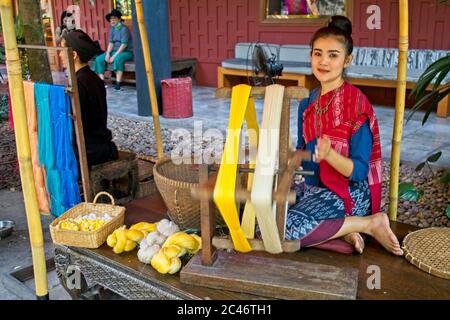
[213,84,258,253]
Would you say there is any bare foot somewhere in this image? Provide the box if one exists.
[343,232,365,254]
[367,213,403,256]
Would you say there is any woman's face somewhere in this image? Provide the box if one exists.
[63,16,76,30]
[311,36,352,85]
[110,16,120,27]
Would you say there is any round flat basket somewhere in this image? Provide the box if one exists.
[402,227,450,280]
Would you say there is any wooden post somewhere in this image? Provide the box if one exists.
[199,164,217,266]
[135,0,164,159]
[275,92,291,241]
[65,47,92,202]
[389,0,409,221]
[0,0,49,299]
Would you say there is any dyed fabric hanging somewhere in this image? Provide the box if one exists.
[49,85,80,209]
[36,83,55,169]
[35,83,80,216]
[23,81,50,214]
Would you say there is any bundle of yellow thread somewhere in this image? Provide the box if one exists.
[106,221,156,254]
[150,232,202,274]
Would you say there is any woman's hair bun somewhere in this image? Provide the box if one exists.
[328,15,352,36]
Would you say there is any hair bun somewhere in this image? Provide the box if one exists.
[328,15,352,36]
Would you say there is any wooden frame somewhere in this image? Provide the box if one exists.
[260,0,354,26]
[17,44,93,202]
[190,86,311,265]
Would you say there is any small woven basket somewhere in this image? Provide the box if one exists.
[50,192,125,248]
[161,77,193,119]
[402,227,450,280]
[153,157,225,230]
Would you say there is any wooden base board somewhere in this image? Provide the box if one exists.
[212,236,300,253]
[180,250,359,300]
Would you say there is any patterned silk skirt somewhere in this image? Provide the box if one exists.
[285,180,372,246]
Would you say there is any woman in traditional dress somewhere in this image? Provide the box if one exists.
[287,16,403,256]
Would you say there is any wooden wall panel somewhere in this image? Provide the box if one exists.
[169,0,450,86]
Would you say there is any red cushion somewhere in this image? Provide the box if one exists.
[313,239,355,255]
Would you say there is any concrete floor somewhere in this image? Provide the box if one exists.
[1,83,448,300]
[0,190,71,300]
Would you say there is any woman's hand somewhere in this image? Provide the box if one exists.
[105,53,111,63]
[314,136,331,162]
[109,55,116,63]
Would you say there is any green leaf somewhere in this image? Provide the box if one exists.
[427,151,442,163]
[415,162,426,172]
[411,56,450,99]
[433,64,450,90]
[439,171,450,184]
[446,205,450,219]
[400,189,421,202]
[407,86,450,125]
[418,190,424,201]
[398,182,422,202]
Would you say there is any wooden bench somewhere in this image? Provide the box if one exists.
[54,192,450,300]
[88,57,197,84]
[219,43,450,117]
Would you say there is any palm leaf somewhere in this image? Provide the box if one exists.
[410,56,450,99]
[407,85,450,124]
[433,63,450,90]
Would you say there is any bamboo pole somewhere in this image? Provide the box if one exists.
[135,0,164,159]
[0,0,48,299]
[389,0,409,221]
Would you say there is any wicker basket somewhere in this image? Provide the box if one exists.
[50,192,125,248]
[402,227,450,280]
[153,157,225,230]
[161,77,193,119]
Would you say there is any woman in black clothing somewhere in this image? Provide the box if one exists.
[60,30,118,166]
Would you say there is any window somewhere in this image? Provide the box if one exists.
[113,0,132,20]
[261,0,353,25]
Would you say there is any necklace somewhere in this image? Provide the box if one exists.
[314,85,342,138]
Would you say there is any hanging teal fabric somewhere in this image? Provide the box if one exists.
[35,83,81,216]
[35,83,55,169]
[49,85,81,210]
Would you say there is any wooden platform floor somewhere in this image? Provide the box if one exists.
[71,193,450,300]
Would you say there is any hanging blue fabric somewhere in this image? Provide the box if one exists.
[49,85,81,213]
[35,83,81,217]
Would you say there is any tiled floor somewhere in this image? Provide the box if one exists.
[106,84,450,168]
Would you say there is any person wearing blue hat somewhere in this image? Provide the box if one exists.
[93,9,133,91]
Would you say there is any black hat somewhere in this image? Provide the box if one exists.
[63,30,101,63]
[106,9,124,22]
